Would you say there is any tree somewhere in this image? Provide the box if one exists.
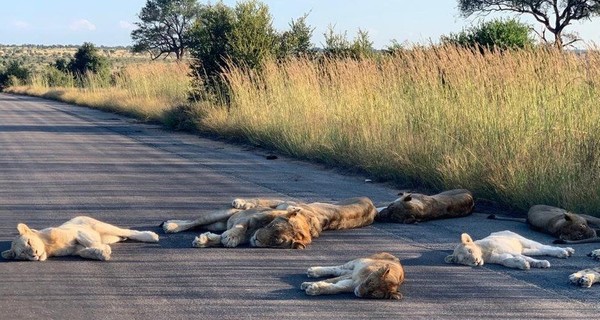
[68,42,110,76]
[277,13,315,59]
[324,26,374,59]
[131,0,201,60]
[442,18,534,50]
[228,0,278,70]
[457,0,600,49]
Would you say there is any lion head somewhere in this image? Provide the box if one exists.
[558,213,596,241]
[1,223,47,261]
[354,265,403,299]
[250,207,314,249]
[376,193,420,224]
[444,233,484,266]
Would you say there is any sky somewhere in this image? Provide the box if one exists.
[1,0,600,48]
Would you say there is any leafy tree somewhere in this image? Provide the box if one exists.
[131,0,201,59]
[442,18,534,50]
[457,0,600,49]
[277,13,315,58]
[228,0,278,70]
[68,42,110,77]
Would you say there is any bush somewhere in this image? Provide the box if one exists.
[442,19,534,51]
[0,60,31,89]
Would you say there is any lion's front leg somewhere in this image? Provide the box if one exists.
[302,278,354,296]
[569,268,600,288]
[220,224,248,248]
[74,244,112,261]
[192,232,222,248]
[489,253,531,269]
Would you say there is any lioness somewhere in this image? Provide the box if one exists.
[444,230,574,269]
[376,189,474,224]
[488,205,600,243]
[570,250,600,287]
[300,252,404,299]
[1,216,159,261]
[162,197,377,249]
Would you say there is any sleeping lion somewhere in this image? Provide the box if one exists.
[445,230,574,269]
[376,189,474,224]
[1,216,159,261]
[301,252,404,299]
[570,250,600,288]
[162,197,377,249]
[488,205,600,244]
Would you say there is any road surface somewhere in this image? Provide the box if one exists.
[0,93,598,319]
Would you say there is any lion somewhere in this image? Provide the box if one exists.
[444,230,574,269]
[570,250,600,288]
[1,216,159,261]
[300,252,404,299]
[488,205,600,244]
[376,189,474,224]
[161,197,377,249]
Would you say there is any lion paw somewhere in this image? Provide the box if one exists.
[304,282,325,296]
[307,267,320,278]
[558,247,575,258]
[300,281,314,290]
[530,260,551,268]
[570,271,596,288]
[588,249,600,260]
[221,230,243,247]
[192,235,209,248]
[232,199,255,210]
[143,231,160,242]
[162,220,181,233]
[95,245,112,261]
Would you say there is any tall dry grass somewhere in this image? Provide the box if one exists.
[7,47,600,214]
[205,47,600,214]
[9,62,190,121]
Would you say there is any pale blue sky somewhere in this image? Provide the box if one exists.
[1,0,599,48]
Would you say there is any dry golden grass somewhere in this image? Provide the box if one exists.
[206,47,600,214]
[9,62,190,121]
[8,47,600,215]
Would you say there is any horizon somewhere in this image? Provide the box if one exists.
[1,1,600,49]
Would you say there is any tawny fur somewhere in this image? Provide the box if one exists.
[376,189,474,224]
[301,252,404,299]
[445,230,574,270]
[162,197,377,249]
[1,216,159,261]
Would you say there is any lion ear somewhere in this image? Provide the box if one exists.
[563,213,574,222]
[444,255,455,264]
[379,265,391,277]
[17,223,33,235]
[460,233,473,244]
[402,193,412,202]
[1,249,15,260]
[292,241,306,249]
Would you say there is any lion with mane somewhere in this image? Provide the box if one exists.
[162,197,377,249]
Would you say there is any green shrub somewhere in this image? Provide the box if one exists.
[442,19,534,51]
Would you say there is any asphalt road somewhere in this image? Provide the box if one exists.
[1,93,599,319]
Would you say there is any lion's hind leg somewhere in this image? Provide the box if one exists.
[306,263,354,278]
[162,209,237,233]
[570,268,600,288]
[522,245,574,258]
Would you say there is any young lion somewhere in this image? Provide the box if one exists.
[162,197,377,249]
[569,249,600,288]
[444,230,574,269]
[300,252,404,299]
[376,189,474,224]
[1,216,159,261]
